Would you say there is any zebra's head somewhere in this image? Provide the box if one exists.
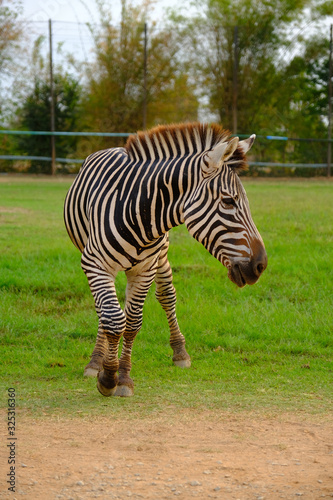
[184,133,267,287]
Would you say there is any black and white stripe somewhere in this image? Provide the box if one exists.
[64,122,267,397]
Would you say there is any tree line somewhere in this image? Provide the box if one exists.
[0,0,332,175]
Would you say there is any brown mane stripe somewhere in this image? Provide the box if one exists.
[125,122,248,171]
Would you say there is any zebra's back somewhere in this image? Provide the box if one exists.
[64,147,128,253]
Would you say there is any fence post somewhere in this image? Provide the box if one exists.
[328,24,332,178]
[232,26,238,135]
[143,22,148,130]
[49,19,56,176]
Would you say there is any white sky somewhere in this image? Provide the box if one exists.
[15,0,194,80]
[19,0,181,24]
[17,0,190,65]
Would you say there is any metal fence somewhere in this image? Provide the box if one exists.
[0,130,331,174]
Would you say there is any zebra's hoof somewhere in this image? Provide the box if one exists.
[114,385,134,397]
[97,378,117,397]
[174,359,191,368]
[84,366,99,377]
[84,358,103,377]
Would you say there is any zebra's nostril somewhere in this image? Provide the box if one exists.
[257,263,264,275]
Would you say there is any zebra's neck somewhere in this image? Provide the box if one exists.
[126,152,199,242]
[123,123,229,241]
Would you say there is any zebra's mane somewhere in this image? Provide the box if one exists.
[125,122,247,171]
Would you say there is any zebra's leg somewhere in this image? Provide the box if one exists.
[115,265,157,397]
[155,239,191,368]
[83,317,108,377]
[81,260,126,397]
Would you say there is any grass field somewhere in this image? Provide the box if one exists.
[0,176,332,417]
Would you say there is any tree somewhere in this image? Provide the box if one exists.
[0,1,24,170]
[0,0,23,75]
[7,30,83,174]
[176,0,333,135]
[15,74,81,173]
[275,34,331,169]
[0,0,23,121]
[168,0,333,174]
[79,0,198,155]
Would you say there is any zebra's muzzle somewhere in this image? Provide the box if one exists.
[228,243,267,288]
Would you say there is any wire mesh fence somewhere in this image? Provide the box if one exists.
[1,14,332,177]
[0,130,331,177]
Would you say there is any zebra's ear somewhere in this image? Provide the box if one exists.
[222,136,239,161]
[202,137,239,177]
[238,134,256,154]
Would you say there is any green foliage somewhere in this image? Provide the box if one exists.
[0,0,22,75]
[13,74,81,174]
[278,35,330,162]
[0,0,332,174]
[78,0,198,156]
[0,129,17,171]
[174,0,332,166]
[0,0,23,119]
[0,178,332,417]
[181,0,310,130]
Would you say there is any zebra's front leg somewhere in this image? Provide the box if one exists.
[115,267,157,397]
[155,241,191,368]
[96,301,126,396]
[82,260,125,396]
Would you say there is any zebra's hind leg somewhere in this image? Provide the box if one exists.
[84,319,108,377]
[155,240,191,368]
[115,266,157,397]
[114,331,135,397]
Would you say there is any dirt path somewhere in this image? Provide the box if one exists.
[1,411,333,500]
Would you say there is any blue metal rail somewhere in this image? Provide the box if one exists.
[0,130,330,168]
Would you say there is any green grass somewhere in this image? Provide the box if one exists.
[0,176,332,417]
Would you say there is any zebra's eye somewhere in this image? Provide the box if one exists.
[221,196,237,209]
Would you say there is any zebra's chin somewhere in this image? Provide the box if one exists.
[228,264,247,288]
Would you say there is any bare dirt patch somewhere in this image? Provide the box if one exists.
[0,206,31,215]
[1,411,333,499]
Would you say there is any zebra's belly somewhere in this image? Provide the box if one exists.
[84,233,168,276]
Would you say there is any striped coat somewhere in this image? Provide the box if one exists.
[64,122,267,397]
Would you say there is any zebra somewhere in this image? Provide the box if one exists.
[64,122,267,397]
